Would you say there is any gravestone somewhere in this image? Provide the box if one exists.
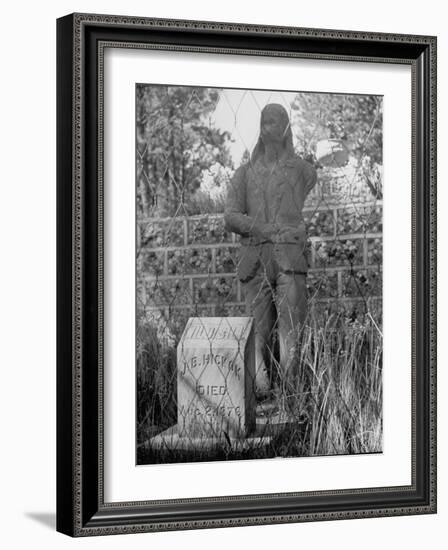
[147,316,286,452]
[177,317,255,439]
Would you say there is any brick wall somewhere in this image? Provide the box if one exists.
[136,200,382,336]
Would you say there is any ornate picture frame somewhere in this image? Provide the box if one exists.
[56,13,437,536]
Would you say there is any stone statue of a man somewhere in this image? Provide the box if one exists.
[224,103,317,407]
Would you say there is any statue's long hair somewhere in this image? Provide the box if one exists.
[250,103,295,165]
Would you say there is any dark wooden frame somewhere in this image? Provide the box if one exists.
[57,13,437,537]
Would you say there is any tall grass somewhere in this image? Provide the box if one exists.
[284,311,382,456]
[137,309,382,464]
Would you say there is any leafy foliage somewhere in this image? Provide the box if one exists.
[291,93,382,164]
[136,85,234,217]
[291,93,383,199]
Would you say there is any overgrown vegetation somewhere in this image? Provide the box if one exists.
[137,307,382,464]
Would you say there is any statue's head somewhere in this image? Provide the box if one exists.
[251,103,294,163]
[260,103,290,145]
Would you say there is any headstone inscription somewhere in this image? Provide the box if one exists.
[177,317,255,440]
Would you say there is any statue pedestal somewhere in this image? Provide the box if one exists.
[147,408,297,453]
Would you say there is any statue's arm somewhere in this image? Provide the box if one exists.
[276,160,317,244]
[224,165,273,240]
[303,161,318,198]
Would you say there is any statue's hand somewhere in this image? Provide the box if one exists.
[252,223,277,242]
[276,224,307,244]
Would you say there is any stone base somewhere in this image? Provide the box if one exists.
[147,408,297,453]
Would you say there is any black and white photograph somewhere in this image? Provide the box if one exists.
[136,84,383,465]
[0,0,442,544]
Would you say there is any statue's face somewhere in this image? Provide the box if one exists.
[260,107,288,145]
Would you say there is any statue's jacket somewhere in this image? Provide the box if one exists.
[224,155,317,282]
